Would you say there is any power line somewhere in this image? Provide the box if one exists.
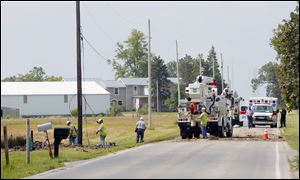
[82,34,109,62]
[105,2,144,28]
[81,2,117,45]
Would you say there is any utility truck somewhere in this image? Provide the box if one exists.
[177,75,235,139]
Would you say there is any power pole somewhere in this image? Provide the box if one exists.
[227,65,230,89]
[176,40,180,107]
[156,80,159,112]
[213,57,215,80]
[221,53,224,91]
[199,56,202,76]
[76,1,83,145]
[148,19,152,129]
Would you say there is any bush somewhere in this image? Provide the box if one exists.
[106,104,122,116]
[138,104,148,115]
[71,108,78,117]
[1,135,26,148]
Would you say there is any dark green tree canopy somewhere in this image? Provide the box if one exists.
[151,56,171,111]
[271,3,299,110]
[108,29,148,79]
[1,66,63,82]
[251,62,282,104]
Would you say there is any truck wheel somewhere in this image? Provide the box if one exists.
[218,127,224,138]
[181,133,187,139]
[194,132,200,138]
[226,131,233,137]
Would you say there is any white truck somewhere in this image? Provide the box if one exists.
[177,75,234,139]
[249,97,278,128]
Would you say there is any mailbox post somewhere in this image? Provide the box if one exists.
[54,128,70,158]
[37,122,53,159]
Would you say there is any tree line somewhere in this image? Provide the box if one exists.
[251,2,299,111]
[107,29,227,110]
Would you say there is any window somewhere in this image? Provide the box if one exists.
[118,101,123,106]
[23,95,27,104]
[133,86,138,95]
[64,95,68,103]
[114,88,119,95]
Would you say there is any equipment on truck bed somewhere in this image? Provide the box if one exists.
[177,75,237,139]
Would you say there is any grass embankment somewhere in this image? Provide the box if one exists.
[280,110,299,178]
[1,112,179,179]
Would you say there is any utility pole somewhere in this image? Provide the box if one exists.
[156,80,159,112]
[176,40,180,107]
[227,65,230,89]
[213,58,215,80]
[148,19,152,129]
[221,53,224,91]
[199,55,202,75]
[76,1,83,145]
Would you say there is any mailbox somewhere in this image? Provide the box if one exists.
[53,128,70,158]
[37,122,52,132]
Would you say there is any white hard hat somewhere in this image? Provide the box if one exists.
[140,116,144,120]
[66,120,71,125]
[97,119,103,123]
[201,107,206,110]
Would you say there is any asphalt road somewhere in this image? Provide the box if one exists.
[28,140,296,179]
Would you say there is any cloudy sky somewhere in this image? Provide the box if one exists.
[1,1,296,98]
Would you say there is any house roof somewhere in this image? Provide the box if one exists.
[119,78,149,86]
[1,81,110,95]
[98,80,126,88]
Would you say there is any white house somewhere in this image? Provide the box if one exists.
[1,81,110,117]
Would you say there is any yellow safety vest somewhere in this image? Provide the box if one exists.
[69,125,77,137]
[99,124,107,136]
[199,112,208,126]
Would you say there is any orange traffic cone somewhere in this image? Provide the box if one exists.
[263,128,269,140]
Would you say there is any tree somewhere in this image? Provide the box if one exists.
[178,54,194,86]
[1,66,63,82]
[251,62,282,104]
[151,56,171,111]
[166,61,177,77]
[204,46,223,94]
[107,29,148,79]
[271,3,299,110]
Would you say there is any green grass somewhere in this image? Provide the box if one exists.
[281,110,299,151]
[280,110,299,178]
[1,113,179,179]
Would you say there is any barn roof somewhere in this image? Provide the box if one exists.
[1,81,110,95]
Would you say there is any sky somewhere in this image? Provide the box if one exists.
[1,1,297,99]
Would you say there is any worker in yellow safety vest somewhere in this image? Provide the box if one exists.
[96,119,107,148]
[199,107,208,139]
[67,120,77,145]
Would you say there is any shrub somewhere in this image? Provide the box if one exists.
[71,108,78,117]
[138,104,148,115]
[1,135,26,148]
[106,104,122,116]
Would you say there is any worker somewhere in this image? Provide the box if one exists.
[280,106,287,128]
[66,120,77,145]
[136,116,147,143]
[190,102,196,114]
[246,106,254,129]
[96,119,107,148]
[199,107,208,139]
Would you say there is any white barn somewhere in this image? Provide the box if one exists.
[1,81,110,117]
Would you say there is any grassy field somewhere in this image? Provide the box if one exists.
[1,112,179,179]
[281,110,299,178]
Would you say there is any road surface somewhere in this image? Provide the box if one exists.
[28,139,296,179]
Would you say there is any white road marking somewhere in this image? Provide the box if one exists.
[275,142,280,179]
